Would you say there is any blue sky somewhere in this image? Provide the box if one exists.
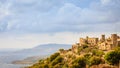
[0,0,120,49]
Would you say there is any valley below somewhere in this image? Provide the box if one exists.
[0,44,71,68]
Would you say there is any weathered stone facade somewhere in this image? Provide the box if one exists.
[100,34,105,42]
[72,43,79,53]
[99,34,120,50]
[87,38,98,45]
[78,34,120,50]
[80,37,98,46]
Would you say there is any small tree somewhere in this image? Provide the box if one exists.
[62,64,68,68]
[104,50,120,65]
[89,56,102,66]
[51,56,63,66]
[92,49,104,57]
[83,44,88,49]
[72,57,86,68]
[115,47,120,52]
[42,64,49,68]
[84,53,92,65]
[59,49,64,52]
[49,53,60,62]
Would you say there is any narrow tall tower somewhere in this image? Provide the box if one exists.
[100,34,105,42]
[111,34,117,46]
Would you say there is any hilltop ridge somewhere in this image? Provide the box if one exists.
[28,34,120,68]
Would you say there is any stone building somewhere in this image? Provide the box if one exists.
[100,34,105,42]
[78,34,120,50]
[80,37,98,46]
[80,38,87,46]
[98,34,120,50]
[87,38,98,46]
[72,43,79,53]
[117,39,120,46]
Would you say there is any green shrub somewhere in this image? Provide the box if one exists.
[92,49,104,57]
[59,49,64,52]
[43,64,49,68]
[84,53,92,65]
[89,56,102,66]
[51,56,63,66]
[72,57,86,68]
[104,50,120,65]
[62,64,68,68]
[50,53,60,62]
[83,44,88,49]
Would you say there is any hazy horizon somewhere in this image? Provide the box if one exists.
[0,32,120,49]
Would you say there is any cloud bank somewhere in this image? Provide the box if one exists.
[0,0,120,33]
[0,0,120,48]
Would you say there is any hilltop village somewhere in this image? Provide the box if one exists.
[28,34,120,68]
[60,34,120,55]
[73,34,120,51]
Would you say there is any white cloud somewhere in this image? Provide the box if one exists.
[0,2,11,20]
[0,0,120,49]
[101,0,112,5]
[0,0,120,33]
[1,0,120,49]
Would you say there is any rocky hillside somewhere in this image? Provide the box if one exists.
[27,44,120,68]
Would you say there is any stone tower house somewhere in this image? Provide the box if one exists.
[111,34,117,47]
[100,35,105,42]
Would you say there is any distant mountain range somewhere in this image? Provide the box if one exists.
[0,44,72,64]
